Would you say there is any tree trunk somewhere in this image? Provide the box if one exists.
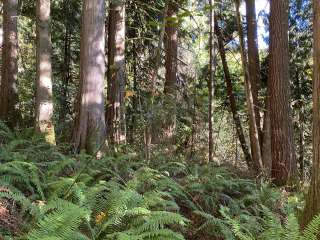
[216,21,252,169]
[302,0,320,226]
[73,0,106,154]
[207,0,215,163]
[262,97,272,174]
[235,0,263,173]
[59,0,72,123]
[163,0,178,140]
[269,0,296,184]
[0,0,19,128]
[145,2,168,155]
[246,0,262,145]
[0,18,2,87]
[35,0,55,144]
[107,0,126,145]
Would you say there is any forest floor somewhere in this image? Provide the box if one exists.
[0,125,308,239]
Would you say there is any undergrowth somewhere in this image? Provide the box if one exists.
[0,122,319,240]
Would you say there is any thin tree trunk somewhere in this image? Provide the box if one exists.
[0,0,19,128]
[302,0,320,226]
[73,0,106,154]
[246,0,262,145]
[144,2,168,157]
[235,0,263,173]
[207,0,215,163]
[216,22,252,169]
[107,0,126,145]
[269,0,296,184]
[262,97,271,174]
[35,0,55,144]
[0,18,2,87]
[59,0,72,123]
[298,109,304,181]
[163,0,178,140]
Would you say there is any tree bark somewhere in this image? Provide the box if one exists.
[269,0,296,184]
[246,0,262,145]
[0,0,19,128]
[163,0,178,140]
[107,0,126,145]
[207,0,215,163]
[235,0,263,173]
[216,21,252,169]
[262,97,271,174]
[302,0,320,226]
[73,0,106,154]
[35,0,55,144]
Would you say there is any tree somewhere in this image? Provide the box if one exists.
[107,0,126,144]
[163,0,178,140]
[303,0,320,226]
[207,0,215,163]
[0,0,19,128]
[59,0,72,123]
[269,0,296,184]
[73,0,106,154]
[216,21,252,168]
[35,0,55,144]
[245,0,262,144]
[235,0,262,172]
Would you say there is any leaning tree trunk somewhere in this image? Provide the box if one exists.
[246,0,262,145]
[163,0,178,141]
[216,21,252,169]
[0,0,19,128]
[73,0,106,154]
[302,0,320,227]
[207,0,215,163]
[269,0,296,184]
[235,0,263,173]
[107,0,126,145]
[35,0,55,144]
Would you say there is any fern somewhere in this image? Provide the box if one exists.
[26,200,89,240]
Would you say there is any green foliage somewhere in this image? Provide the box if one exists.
[0,124,312,240]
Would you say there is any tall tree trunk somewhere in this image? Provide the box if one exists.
[246,0,262,145]
[35,0,55,144]
[0,15,2,87]
[107,0,126,145]
[216,22,252,169]
[207,0,215,163]
[269,0,296,184]
[59,0,72,123]
[235,0,263,173]
[0,0,19,128]
[163,0,178,140]
[73,0,106,154]
[302,0,320,226]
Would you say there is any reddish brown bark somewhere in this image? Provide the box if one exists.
[303,0,320,226]
[73,0,106,154]
[269,0,296,184]
[0,0,19,128]
[163,1,178,140]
